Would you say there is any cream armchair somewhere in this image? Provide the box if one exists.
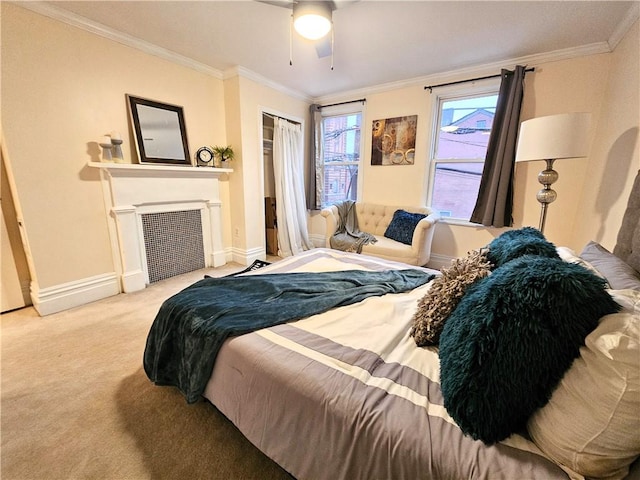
[321,202,440,266]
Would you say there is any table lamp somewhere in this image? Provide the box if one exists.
[515,112,591,233]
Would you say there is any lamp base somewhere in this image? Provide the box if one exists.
[536,159,558,233]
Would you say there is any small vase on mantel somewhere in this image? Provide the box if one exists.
[99,136,113,162]
[110,132,125,163]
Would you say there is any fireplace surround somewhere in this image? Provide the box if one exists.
[89,162,230,292]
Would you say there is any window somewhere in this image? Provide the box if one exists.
[428,90,499,220]
[320,109,362,208]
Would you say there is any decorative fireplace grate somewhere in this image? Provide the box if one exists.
[141,210,205,283]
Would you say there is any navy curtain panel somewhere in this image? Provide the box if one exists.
[470,65,526,228]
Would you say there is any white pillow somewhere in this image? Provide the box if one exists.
[528,289,640,480]
[556,246,608,281]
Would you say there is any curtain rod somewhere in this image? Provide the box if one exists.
[320,98,366,109]
[263,112,301,125]
[424,68,535,93]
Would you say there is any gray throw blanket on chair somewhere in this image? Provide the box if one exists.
[330,200,378,253]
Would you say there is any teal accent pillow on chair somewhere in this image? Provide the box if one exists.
[384,210,426,245]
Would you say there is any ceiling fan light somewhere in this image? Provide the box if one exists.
[293,2,332,40]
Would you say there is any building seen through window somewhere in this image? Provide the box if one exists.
[430,93,499,219]
[322,112,361,208]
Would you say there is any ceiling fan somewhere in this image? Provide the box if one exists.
[258,1,358,61]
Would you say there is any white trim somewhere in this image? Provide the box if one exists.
[258,106,308,258]
[87,161,232,176]
[260,106,305,126]
[608,2,640,51]
[25,0,308,98]
[225,66,312,103]
[89,161,228,293]
[17,1,623,107]
[223,246,235,264]
[308,233,326,248]
[313,42,611,104]
[205,200,227,268]
[121,269,146,293]
[438,217,485,228]
[426,253,453,271]
[31,273,120,316]
[230,246,265,267]
[16,1,223,78]
[318,103,366,206]
[425,84,501,218]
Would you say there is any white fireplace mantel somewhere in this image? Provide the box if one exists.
[88,161,232,176]
[89,161,231,292]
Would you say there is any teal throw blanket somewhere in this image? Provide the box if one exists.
[144,269,434,403]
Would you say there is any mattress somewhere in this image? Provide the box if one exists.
[203,248,570,480]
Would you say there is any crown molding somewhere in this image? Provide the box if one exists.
[15,1,223,79]
[17,1,311,100]
[223,66,313,103]
[15,1,632,107]
[313,41,612,104]
[608,2,640,51]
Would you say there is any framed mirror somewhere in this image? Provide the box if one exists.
[126,95,191,165]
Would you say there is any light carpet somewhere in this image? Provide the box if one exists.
[1,260,293,479]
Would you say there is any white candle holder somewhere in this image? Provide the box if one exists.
[99,136,113,162]
[111,137,124,163]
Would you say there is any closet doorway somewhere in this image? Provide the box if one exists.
[261,111,310,258]
[262,113,277,255]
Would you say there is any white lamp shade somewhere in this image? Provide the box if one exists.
[293,1,332,40]
[516,112,591,162]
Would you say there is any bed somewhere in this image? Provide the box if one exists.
[144,174,640,480]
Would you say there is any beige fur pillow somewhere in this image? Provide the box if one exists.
[411,249,492,346]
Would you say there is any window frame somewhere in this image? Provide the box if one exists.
[426,81,500,225]
[319,103,365,209]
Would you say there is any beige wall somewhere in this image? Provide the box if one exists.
[2,3,637,315]
[224,71,309,262]
[361,85,431,206]
[2,4,227,293]
[514,53,612,250]
[312,24,638,260]
[574,19,640,251]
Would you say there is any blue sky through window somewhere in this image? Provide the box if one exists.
[443,95,498,124]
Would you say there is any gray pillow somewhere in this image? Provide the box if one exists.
[580,241,640,291]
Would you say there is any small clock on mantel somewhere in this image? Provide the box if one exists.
[195,146,214,167]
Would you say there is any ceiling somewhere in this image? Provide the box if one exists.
[38,1,637,99]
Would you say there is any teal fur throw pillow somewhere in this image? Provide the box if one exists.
[439,255,621,445]
[384,209,426,245]
[486,227,559,268]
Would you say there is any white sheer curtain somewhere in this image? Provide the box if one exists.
[273,117,313,257]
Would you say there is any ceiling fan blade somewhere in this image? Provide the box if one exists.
[315,36,332,58]
[255,0,358,11]
[255,0,294,9]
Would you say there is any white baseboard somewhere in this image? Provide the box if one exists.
[210,249,227,268]
[121,269,146,293]
[426,253,454,271]
[31,273,120,316]
[230,246,265,266]
[308,233,326,248]
[229,240,326,265]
